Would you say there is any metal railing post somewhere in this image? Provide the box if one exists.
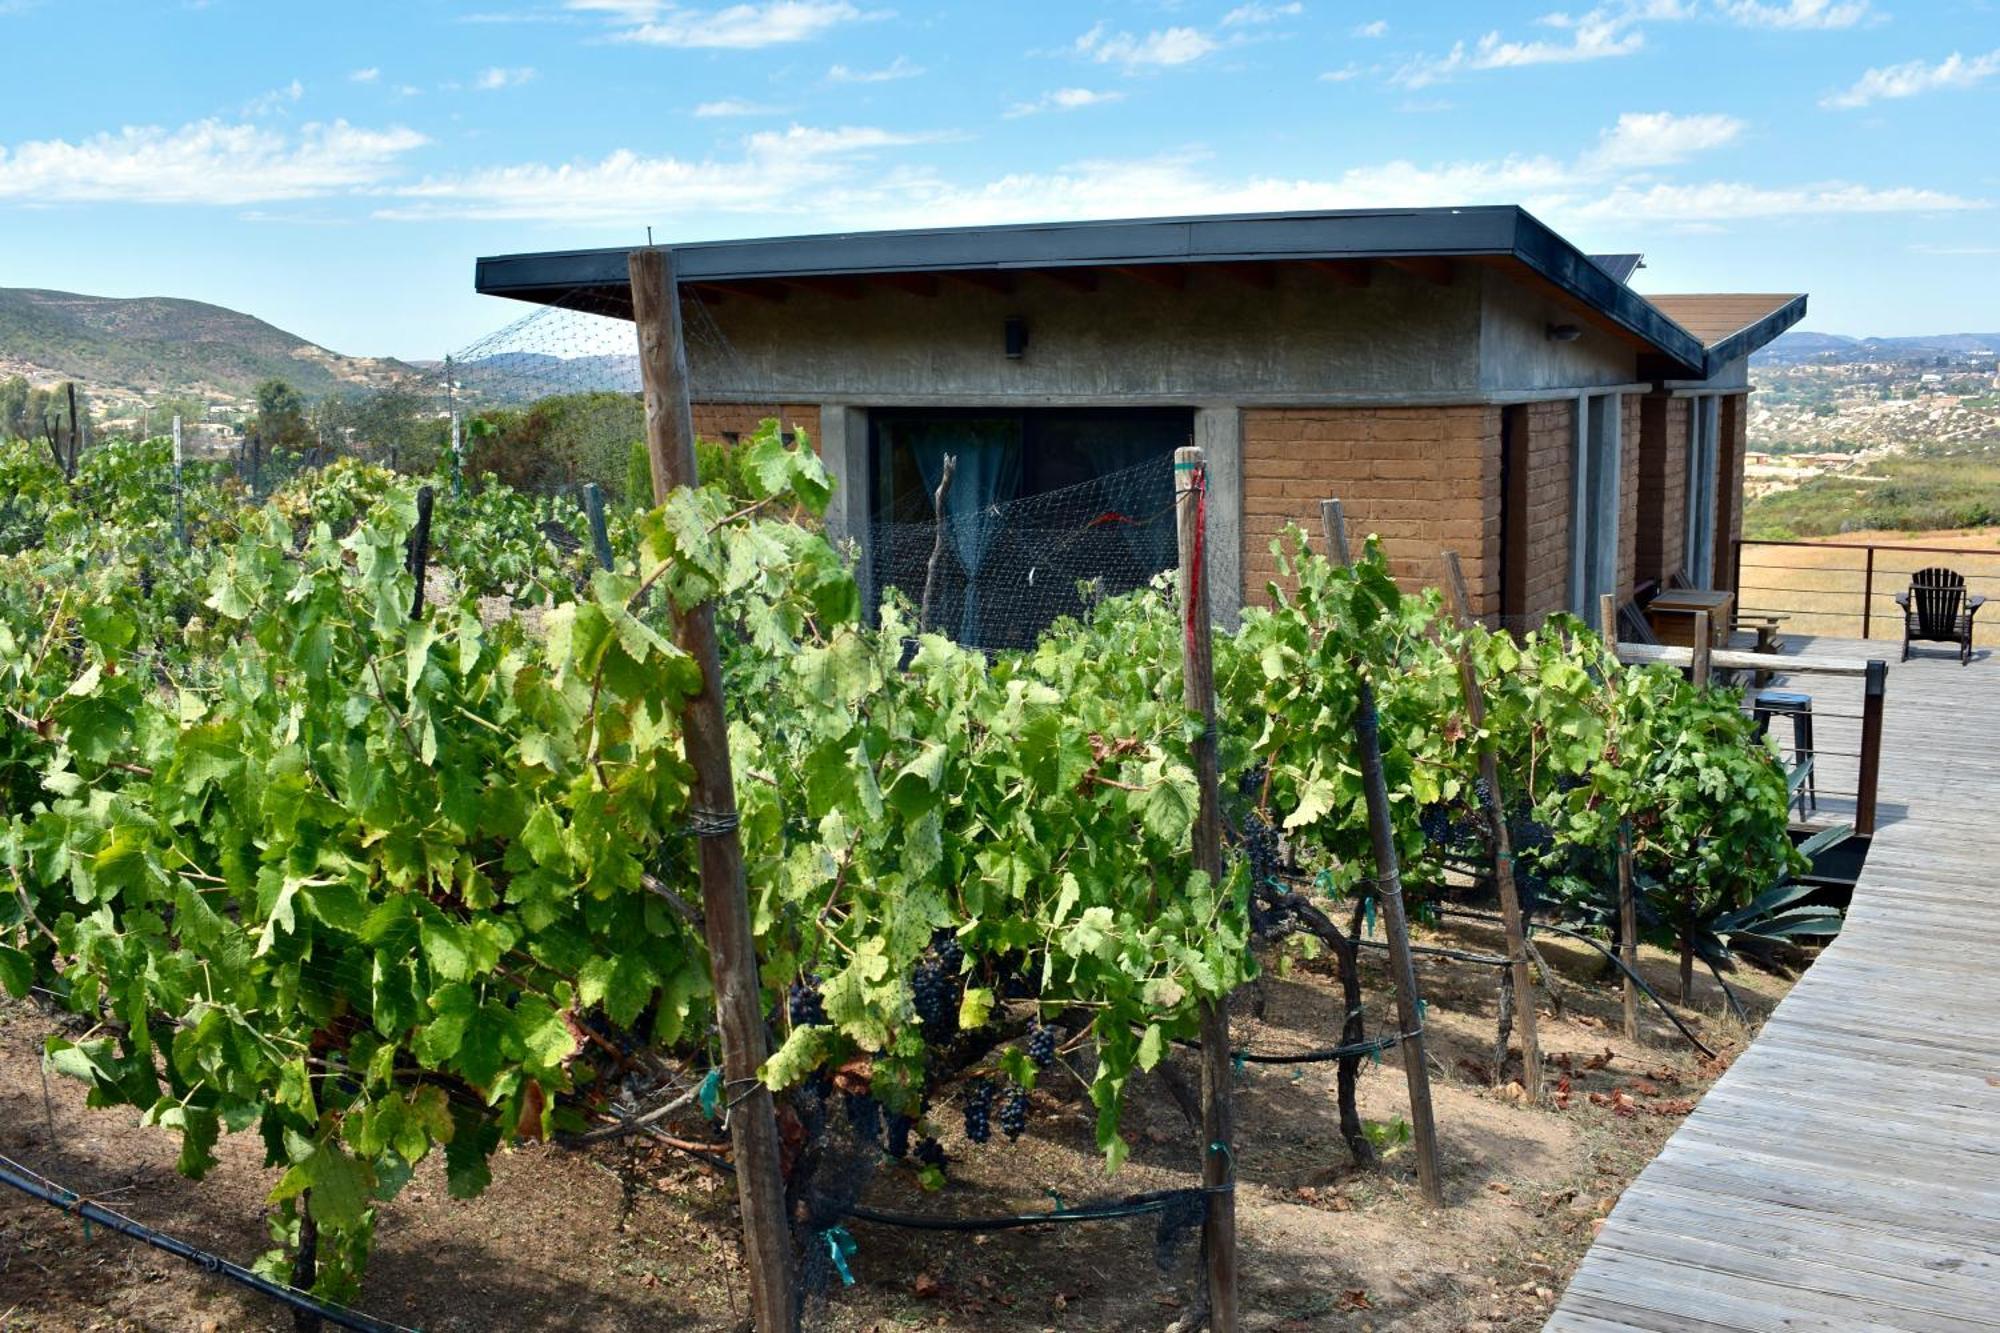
[1861,545,1875,641]
[1856,659,1886,837]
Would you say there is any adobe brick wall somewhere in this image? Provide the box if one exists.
[1517,398,1574,624]
[690,403,823,447]
[1241,406,1503,619]
[1618,392,1641,603]
[1636,395,1690,588]
[1718,392,1747,595]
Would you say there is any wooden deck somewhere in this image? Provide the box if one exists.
[1547,636,2000,1333]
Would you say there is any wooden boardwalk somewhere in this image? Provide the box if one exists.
[1548,636,2000,1333]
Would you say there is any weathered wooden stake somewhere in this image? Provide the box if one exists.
[1601,592,1640,1041]
[1173,445,1238,1333]
[629,247,796,1333]
[582,482,614,571]
[1440,551,1542,1103]
[64,382,81,480]
[1323,500,1444,1207]
[1690,610,1713,687]
[916,453,958,636]
[407,485,435,620]
[171,415,187,549]
[290,1190,320,1333]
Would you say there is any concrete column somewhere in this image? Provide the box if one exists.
[1195,405,1244,627]
[819,405,872,614]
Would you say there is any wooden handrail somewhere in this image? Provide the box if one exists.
[1614,643,1877,677]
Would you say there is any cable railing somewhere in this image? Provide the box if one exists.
[1735,537,2000,648]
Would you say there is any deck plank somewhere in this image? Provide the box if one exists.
[1548,637,2000,1331]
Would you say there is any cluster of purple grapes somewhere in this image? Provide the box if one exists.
[787,975,826,1027]
[962,1079,995,1144]
[1026,1020,1057,1069]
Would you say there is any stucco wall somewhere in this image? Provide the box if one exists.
[1618,392,1642,602]
[690,402,822,445]
[1240,406,1502,617]
[1636,394,1691,588]
[1478,268,1644,393]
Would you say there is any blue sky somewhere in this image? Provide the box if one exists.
[1,0,1995,359]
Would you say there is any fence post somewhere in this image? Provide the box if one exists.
[1600,592,1641,1042]
[1323,500,1444,1207]
[1173,446,1239,1333]
[1440,552,1542,1103]
[1691,610,1712,687]
[407,485,435,621]
[1856,659,1886,837]
[628,247,797,1333]
[581,482,613,572]
[1861,545,1876,642]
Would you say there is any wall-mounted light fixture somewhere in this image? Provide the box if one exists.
[1004,316,1029,360]
[1546,323,1583,343]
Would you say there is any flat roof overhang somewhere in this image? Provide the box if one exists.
[474,205,1713,378]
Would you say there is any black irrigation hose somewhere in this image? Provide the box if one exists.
[845,1184,1229,1234]
[1354,937,1511,968]
[1439,908,1717,1060]
[0,1154,411,1333]
[1171,1029,1415,1065]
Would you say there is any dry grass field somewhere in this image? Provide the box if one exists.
[1735,527,2000,651]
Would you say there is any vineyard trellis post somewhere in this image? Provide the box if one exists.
[407,486,435,621]
[1440,550,1542,1104]
[629,247,798,1332]
[1173,445,1239,1333]
[1601,593,1641,1042]
[171,414,187,549]
[582,482,613,572]
[1321,500,1444,1207]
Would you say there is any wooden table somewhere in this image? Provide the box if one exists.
[1646,589,1733,648]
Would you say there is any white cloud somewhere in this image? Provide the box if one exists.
[1823,49,2000,108]
[1221,2,1302,27]
[376,123,944,221]
[1581,111,1744,170]
[349,67,381,84]
[0,119,427,205]
[1354,19,1388,37]
[575,1,873,48]
[1005,87,1125,118]
[1715,0,1870,29]
[694,97,781,116]
[1396,6,1647,87]
[243,79,306,116]
[475,66,537,90]
[1573,180,1978,220]
[1074,22,1220,70]
[826,55,922,83]
[1319,64,1363,82]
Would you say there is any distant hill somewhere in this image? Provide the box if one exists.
[1758,329,2000,366]
[0,287,415,405]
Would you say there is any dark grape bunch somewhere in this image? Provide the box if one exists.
[844,1092,882,1144]
[910,959,955,1035]
[962,1079,995,1144]
[930,927,964,973]
[1026,1020,1057,1069]
[1417,803,1454,844]
[998,1088,1029,1141]
[1236,763,1266,801]
[884,1111,913,1159]
[1239,810,1280,888]
[787,976,826,1027]
[1473,776,1494,812]
[914,1136,947,1170]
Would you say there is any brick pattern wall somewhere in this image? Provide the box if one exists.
[1517,398,1574,624]
[1636,395,1690,589]
[690,403,822,447]
[1618,392,1641,603]
[1241,406,1502,617]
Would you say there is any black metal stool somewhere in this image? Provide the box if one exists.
[1752,690,1815,816]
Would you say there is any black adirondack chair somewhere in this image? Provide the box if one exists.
[1895,566,1984,664]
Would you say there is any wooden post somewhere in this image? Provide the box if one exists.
[1601,593,1640,1041]
[582,482,614,571]
[1322,500,1443,1207]
[1861,546,1875,641]
[1691,611,1712,687]
[1440,551,1541,1103]
[916,453,958,636]
[1174,446,1238,1333]
[1856,659,1886,838]
[171,415,186,549]
[628,247,796,1333]
[407,485,435,620]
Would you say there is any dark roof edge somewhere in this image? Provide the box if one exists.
[1503,210,1705,374]
[1703,295,1809,377]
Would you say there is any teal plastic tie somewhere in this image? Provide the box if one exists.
[823,1226,857,1286]
[698,1067,722,1121]
[1231,1052,1246,1078]
[1364,895,1377,938]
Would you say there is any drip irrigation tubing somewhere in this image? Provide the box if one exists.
[1438,908,1717,1059]
[845,1183,1230,1233]
[0,1153,413,1333]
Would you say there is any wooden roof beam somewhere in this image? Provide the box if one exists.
[1035,266,1100,293]
[941,269,1015,295]
[875,271,941,298]
[1113,263,1188,291]
[1386,256,1454,286]
[782,275,865,300]
[1304,258,1372,288]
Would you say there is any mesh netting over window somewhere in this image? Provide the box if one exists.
[872,455,1180,652]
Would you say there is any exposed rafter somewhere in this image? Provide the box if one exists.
[1386,257,1454,287]
[1035,267,1100,293]
[1303,258,1372,288]
[1113,264,1188,292]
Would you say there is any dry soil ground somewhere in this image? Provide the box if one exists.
[0,918,1800,1333]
